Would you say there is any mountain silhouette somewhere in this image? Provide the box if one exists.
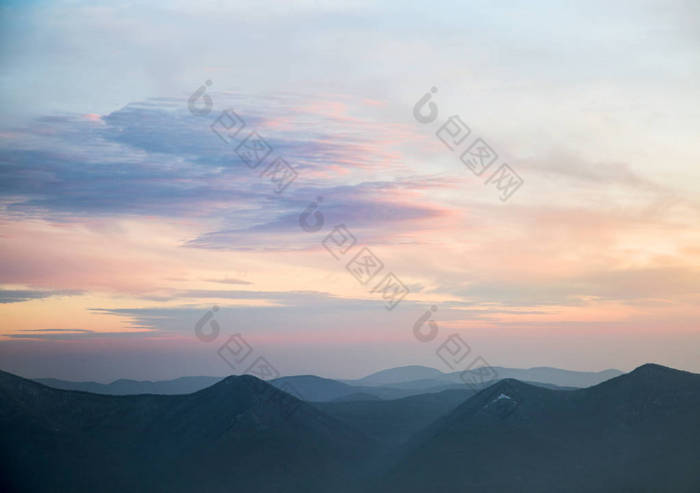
[34,375,223,395]
[0,370,372,493]
[344,365,621,389]
[376,363,700,492]
[347,365,446,385]
[315,388,474,447]
[4,364,699,492]
[34,364,619,399]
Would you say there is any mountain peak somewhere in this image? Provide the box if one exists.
[595,363,698,395]
[193,373,269,399]
[354,365,444,386]
[212,373,263,388]
[0,369,370,493]
[629,363,680,376]
[487,377,533,393]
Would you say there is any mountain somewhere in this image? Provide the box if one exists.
[5,364,699,492]
[270,375,364,401]
[332,392,383,402]
[271,374,573,403]
[32,373,475,401]
[315,388,475,447]
[33,373,461,401]
[0,369,373,493]
[346,365,622,389]
[346,365,446,386]
[270,375,458,401]
[33,365,616,400]
[458,366,623,388]
[376,364,700,492]
[34,375,223,395]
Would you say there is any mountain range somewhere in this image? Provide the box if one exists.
[34,375,223,395]
[34,364,619,400]
[0,370,371,493]
[3,364,699,492]
[375,364,700,492]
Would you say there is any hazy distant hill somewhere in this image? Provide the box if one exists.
[346,365,622,389]
[376,364,700,492]
[31,373,488,401]
[269,375,406,401]
[461,366,623,388]
[32,372,453,401]
[0,370,372,493]
[34,375,223,395]
[270,375,465,401]
[33,365,616,400]
[347,365,446,385]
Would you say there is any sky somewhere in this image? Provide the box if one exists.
[0,0,699,382]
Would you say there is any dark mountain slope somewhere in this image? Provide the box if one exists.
[315,387,475,447]
[270,374,374,401]
[6,364,699,493]
[333,392,382,402]
[377,364,700,493]
[0,369,373,493]
[270,374,467,401]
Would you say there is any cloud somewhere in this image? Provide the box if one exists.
[4,328,157,341]
[449,267,700,307]
[521,150,664,191]
[86,292,412,336]
[185,178,457,250]
[206,278,253,285]
[6,328,94,340]
[0,93,423,227]
[162,289,341,303]
[0,288,83,304]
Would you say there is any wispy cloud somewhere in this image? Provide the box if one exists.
[0,288,83,304]
[206,278,253,285]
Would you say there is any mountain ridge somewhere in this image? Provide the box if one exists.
[376,363,700,492]
[0,369,374,493]
[30,364,600,399]
[3,363,699,492]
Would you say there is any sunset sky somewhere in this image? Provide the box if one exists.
[1,0,699,381]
